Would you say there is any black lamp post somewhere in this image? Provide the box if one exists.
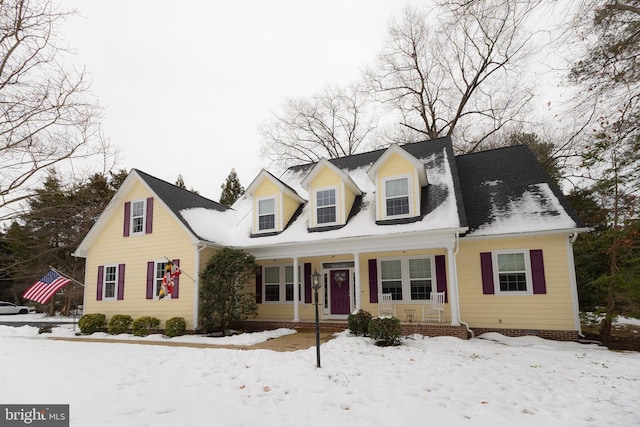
[311,269,322,368]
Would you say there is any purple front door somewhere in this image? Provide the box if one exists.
[330,269,350,315]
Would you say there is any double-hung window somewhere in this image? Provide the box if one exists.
[263,265,302,303]
[103,265,118,300]
[258,198,276,231]
[384,177,410,217]
[131,200,146,234]
[316,188,337,225]
[494,251,531,294]
[380,256,434,301]
[153,260,172,300]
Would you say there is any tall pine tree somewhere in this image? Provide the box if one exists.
[219,169,245,206]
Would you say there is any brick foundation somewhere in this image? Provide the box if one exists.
[231,320,579,342]
[471,327,579,341]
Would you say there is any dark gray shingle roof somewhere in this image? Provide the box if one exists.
[134,169,230,240]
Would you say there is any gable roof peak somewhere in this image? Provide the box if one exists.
[300,158,362,195]
[246,168,306,202]
[366,144,428,186]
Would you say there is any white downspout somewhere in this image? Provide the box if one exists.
[193,243,206,330]
[354,251,361,312]
[567,232,583,337]
[452,232,474,338]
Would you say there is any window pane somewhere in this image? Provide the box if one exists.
[499,273,527,292]
[409,258,430,278]
[258,199,274,214]
[132,201,144,217]
[381,260,401,280]
[317,206,336,223]
[411,279,431,300]
[132,201,145,233]
[105,266,116,282]
[265,285,280,301]
[105,283,115,299]
[498,253,525,272]
[382,281,403,300]
[259,214,275,230]
[264,267,279,283]
[387,197,409,216]
[385,178,408,197]
[317,189,335,207]
[285,283,294,301]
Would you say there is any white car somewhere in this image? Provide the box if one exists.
[0,301,31,315]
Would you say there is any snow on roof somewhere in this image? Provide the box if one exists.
[179,147,461,247]
[472,182,577,236]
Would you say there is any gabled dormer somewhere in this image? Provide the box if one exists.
[301,158,363,230]
[367,144,428,223]
[246,169,306,236]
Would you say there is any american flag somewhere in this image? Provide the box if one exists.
[22,269,72,304]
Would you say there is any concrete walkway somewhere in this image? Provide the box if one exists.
[50,331,337,352]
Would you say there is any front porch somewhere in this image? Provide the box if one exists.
[231,319,471,340]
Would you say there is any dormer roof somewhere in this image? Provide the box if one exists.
[300,158,362,195]
[245,169,306,203]
[366,143,428,186]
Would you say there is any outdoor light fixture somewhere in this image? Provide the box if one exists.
[311,269,321,368]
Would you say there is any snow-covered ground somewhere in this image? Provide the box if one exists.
[0,314,638,426]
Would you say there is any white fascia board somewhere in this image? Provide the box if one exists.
[245,227,468,260]
[462,227,591,241]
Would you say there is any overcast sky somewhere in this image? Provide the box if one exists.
[61,1,420,201]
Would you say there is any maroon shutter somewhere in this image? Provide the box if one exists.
[255,268,262,304]
[117,264,125,300]
[530,250,547,294]
[480,252,494,294]
[146,261,155,299]
[368,259,378,303]
[172,259,180,299]
[96,266,104,301]
[435,255,448,303]
[145,197,154,234]
[304,263,312,304]
[123,202,131,237]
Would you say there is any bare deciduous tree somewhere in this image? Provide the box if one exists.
[259,83,377,169]
[0,0,113,220]
[367,1,544,153]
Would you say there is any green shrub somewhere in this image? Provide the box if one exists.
[78,313,106,334]
[368,316,402,346]
[165,317,187,338]
[132,316,161,337]
[348,309,372,336]
[107,314,133,335]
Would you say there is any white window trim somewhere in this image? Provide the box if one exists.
[313,185,339,227]
[492,249,533,296]
[103,264,119,301]
[256,196,277,233]
[130,199,147,235]
[152,259,172,301]
[381,175,413,219]
[378,255,434,302]
[262,264,303,304]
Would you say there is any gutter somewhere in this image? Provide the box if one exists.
[452,231,474,338]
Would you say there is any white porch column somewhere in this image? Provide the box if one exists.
[293,256,300,322]
[354,252,361,311]
[447,245,461,326]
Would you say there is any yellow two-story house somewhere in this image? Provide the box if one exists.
[74,136,586,340]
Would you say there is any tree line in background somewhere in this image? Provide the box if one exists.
[0,0,638,341]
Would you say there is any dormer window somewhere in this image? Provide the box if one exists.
[258,198,276,231]
[384,177,410,217]
[316,188,337,225]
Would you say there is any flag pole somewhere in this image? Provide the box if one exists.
[49,266,85,287]
[164,256,195,282]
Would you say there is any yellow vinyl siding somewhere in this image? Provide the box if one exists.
[308,166,345,225]
[282,192,300,226]
[344,184,356,221]
[457,234,574,330]
[252,179,281,233]
[83,180,198,328]
[375,152,421,219]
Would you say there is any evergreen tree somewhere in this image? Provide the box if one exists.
[175,174,186,189]
[219,169,245,206]
[199,247,258,334]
